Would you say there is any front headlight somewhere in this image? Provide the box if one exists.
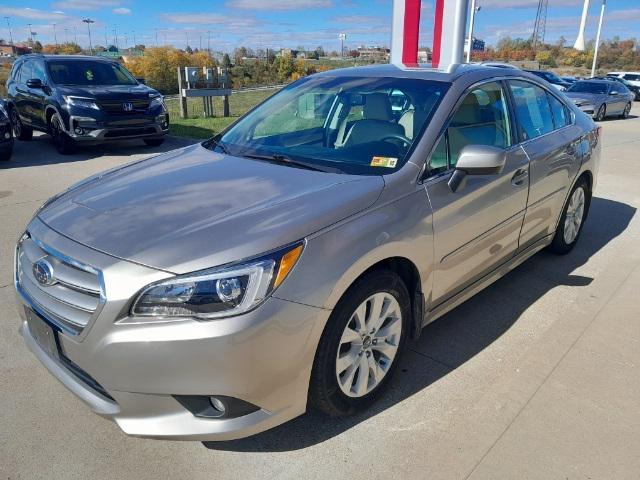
[131,242,304,319]
[63,96,100,110]
[149,94,165,110]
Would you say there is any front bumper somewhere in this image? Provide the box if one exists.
[15,219,329,441]
[67,113,169,143]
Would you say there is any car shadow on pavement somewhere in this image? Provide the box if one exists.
[204,196,636,452]
[0,133,198,170]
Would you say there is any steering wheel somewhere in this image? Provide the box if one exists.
[380,133,412,147]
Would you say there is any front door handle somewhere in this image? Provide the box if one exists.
[511,169,528,186]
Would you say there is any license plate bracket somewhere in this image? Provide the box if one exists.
[26,308,60,360]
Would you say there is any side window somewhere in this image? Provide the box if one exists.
[429,134,448,175]
[508,80,554,141]
[547,93,570,129]
[11,63,22,83]
[446,81,512,167]
[19,60,32,84]
[31,61,46,82]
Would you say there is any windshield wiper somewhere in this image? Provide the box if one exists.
[241,153,342,173]
[204,137,230,155]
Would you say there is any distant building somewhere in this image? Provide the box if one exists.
[0,43,31,56]
[357,46,390,62]
[418,49,430,63]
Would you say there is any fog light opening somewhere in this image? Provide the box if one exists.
[74,127,86,135]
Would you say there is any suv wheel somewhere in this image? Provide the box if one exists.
[548,178,590,255]
[9,108,33,141]
[309,270,410,416]
[143,138,165,147]
[50,113,76,155]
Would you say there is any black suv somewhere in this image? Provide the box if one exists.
[6,54,168,154]
[0,100,13,161]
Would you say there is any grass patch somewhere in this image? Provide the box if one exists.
[166,88,279,139]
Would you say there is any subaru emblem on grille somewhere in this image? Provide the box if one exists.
[33,259,56,286]
[122,102,133,112]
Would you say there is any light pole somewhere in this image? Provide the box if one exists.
[207,30,211,55]
[83,18,94,54]
[339,33,346,58]
[4,17,12,47]
[591,0,606,78]
[154,28,158,46]
[64,28,68,44]
[28,23,34,44]
[74,26,77,45]
[466,0,481,63]
[113,26,118,50]
[53,23,58,46]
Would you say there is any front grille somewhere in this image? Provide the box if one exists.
[16,234,102,336]
[99,99,150,114]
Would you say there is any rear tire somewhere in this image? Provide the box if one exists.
[0,145,12,162]
[309,270,411,417]
[50,113,76,155]
[9,108,33,141]
[143,138,165,147]
[594,104,606,122]
[548,178,590,255]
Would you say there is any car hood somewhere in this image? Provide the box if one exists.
[56,84,157,101]
[565,92,604,104]
[37,143,384,274]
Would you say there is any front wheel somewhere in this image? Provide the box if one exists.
[9,108,33,141]
[621,102,631,119]
[143,138,165,147]
[0,145,12,162]
[309,270,410,416]
[548,179,590,255]
[594,104,606,122]
[50,113,76,155]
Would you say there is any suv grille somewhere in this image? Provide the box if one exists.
[99,99,150,114]
[16,234,102,335]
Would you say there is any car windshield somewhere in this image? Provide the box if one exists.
[214,75,449,175]
[568,82,608,94]
[47,60,138,86]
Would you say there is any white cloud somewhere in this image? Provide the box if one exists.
[52,0,122,10]
[161,12,257,28]
[227,0,333,10]
[333,15,387,25]
[113,7,131,15]
[0,6,67,20]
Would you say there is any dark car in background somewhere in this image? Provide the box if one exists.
[596,76,640,101]
[0,99,13,161]
[565,79,634,121]
[6,54,168,154]
[525,70,573,91]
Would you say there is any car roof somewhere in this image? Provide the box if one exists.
[19,54,117,63]
[313,62,536,83]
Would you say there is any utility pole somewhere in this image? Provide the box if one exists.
[74,26,78,45]
[104,25,108,47]
[207,30,211,55]
[28,23,34,44]
[591,0,606,77]
[466,0,481,62]
[113,26,118,50]
[185,31,189,50]
[154,28,158,46]
[64,28,68,44]
[4,17,12,47]
[338,33,346,58]
[124,32,128,48]
[83,18,94,54]
[53,23,58,46]
[132,31,136,47]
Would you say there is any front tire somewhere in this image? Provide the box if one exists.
[50,113,76,155]
[0,145,12,162]
[548,179,590,255]
[621,102,631,119]
[594,104,606,122]
[9,108,33,141]
[309,270,411,416]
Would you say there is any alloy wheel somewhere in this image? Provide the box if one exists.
[596,105,606,121]
[10,109,21,137]
[335,292,402,398]
[623,103,631,118]
[563,186,585,244]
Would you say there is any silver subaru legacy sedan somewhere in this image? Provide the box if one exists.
[15,64,600,441]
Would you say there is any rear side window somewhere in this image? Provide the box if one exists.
[508,80,554,141]
[19,61,32,84]
[547,93,570,129]
[623,74,640,81]
[10,63,22,83]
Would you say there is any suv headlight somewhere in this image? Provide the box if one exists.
[149,94,165,110]
[63,96,100,110]
[131,242,304,319]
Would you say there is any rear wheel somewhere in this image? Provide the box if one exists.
[309,270,410,416]
[143,138,165,147]
[50,113,76,155]
[548,179,590,255]
[9,108,33,141]
[0,145,12,162]
[594,105,606,122]
[621,102,632,119]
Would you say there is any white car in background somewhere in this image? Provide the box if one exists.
[607,72,640,89]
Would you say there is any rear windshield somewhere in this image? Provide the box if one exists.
[47,60,138,86]
[568,82,608,94]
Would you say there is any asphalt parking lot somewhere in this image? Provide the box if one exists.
[1,108,639,479]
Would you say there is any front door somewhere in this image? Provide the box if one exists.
[424,81,530,305]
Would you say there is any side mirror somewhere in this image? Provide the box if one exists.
[136,77,146,84]
[448,145,506,193]
[26,78,43,89]
[610,90,619,95]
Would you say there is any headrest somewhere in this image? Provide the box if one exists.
[364,93,393,121]
[454,94,482,125]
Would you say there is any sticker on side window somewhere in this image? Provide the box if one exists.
[370,156,398,168]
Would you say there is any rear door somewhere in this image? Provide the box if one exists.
[13,60,32,124]
[424,80,530,304]
[507,79,582,249]
[25,59,47,129]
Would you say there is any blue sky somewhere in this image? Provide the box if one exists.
[0,0,638,52]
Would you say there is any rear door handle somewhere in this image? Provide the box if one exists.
[511,169,528,186]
